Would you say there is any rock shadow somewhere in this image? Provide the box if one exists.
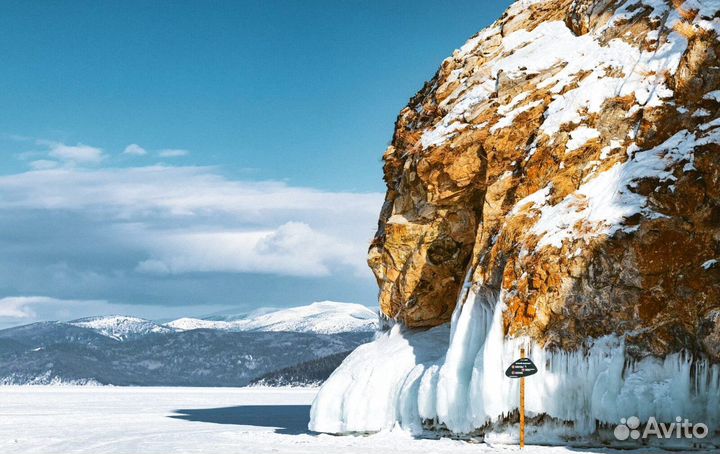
[170,404,311,435]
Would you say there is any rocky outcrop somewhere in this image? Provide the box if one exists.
[368,0,720,360]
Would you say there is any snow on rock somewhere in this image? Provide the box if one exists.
[491,100,544,133]
[373,0,720,333]
[565,126,600,152]
[421,121,468,149]
[512,126,719,251]
[423,8,689,149]
[704,90,720,102]
[167,301,378,335]
[310,289,720,441]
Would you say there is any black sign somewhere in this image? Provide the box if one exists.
[505,357,538,378]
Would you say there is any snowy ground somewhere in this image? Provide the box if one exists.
[0,386,706,454]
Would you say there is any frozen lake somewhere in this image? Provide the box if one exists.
[0,386,695,453]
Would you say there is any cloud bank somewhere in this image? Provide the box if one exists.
[0,164,381,278]
[0,141,384,325]
[0,296,107,319]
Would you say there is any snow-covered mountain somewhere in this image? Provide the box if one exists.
[0,302,377,386]
[69,316,173,340]
[166,301,377,334]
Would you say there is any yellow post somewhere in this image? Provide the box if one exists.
[520,347,525,449]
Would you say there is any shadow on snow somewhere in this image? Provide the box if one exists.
[170,404,311,435]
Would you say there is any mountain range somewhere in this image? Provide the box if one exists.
[0,301,377,386]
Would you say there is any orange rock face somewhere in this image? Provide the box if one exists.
[368,0,720,359]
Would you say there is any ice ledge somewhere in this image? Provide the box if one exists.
[309,290,720,441]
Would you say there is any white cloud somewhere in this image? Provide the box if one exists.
[0,296,105,319]
[0,296,234,328]
[0,165,381,221]
[136,221,364,277]
[0,165,382,278]
[158,149,189,158]
[0,296,42,318]
[47,142,105,164]
[122,144,147,156]
[29,159,59,170]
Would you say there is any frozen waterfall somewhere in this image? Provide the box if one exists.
[309,286,720,442]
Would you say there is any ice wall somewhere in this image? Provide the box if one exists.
[309,286,720,440]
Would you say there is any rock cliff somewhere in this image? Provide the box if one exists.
[310,0,720,442]
[368,0,720,360]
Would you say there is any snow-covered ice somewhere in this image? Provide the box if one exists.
[0,386,697,454]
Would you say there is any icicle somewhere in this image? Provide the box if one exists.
[310,290,720,442]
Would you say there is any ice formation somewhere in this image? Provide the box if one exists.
[309,285,720,440]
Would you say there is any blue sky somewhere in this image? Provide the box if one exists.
[0,0,513,327]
